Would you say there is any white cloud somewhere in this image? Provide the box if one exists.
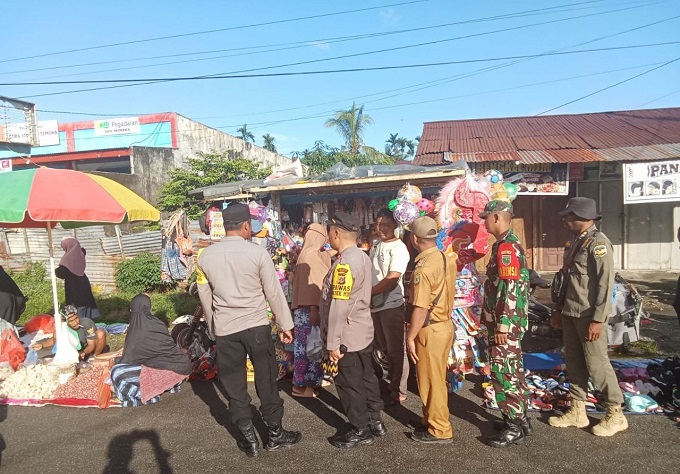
[379,8,400,26]
[309,41,331,50]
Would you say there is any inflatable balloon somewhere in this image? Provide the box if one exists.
[417,198,436,215]
[503,182,518,201]
[419,210,426,216]
[388,199,400,212]
[491,190,511,203]
[484,169,504,184]
[397,183,422,203]
[393,199,420,225]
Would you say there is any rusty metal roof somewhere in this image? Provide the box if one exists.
[414,107,680,165]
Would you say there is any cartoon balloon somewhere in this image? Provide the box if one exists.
[417,198,436,215]
[393,199,420,225]
[503,182,518,201]
[388,199,400,212]
[491,190,511,203]
[397,183,422,203]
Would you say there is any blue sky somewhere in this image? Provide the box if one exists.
[1,0,679,156]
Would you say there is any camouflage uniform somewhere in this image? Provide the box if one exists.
[483,229,530,420]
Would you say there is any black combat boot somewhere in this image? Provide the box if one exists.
[237,422,261,458]
[488,418,525,448]
[368,414,387,437]
[264,421,302,451]
[494,412,533,436]
[330,427,375,449]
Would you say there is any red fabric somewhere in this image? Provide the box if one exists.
[139,366,186,404]
[23,315,55,334]
[497,242,520,280]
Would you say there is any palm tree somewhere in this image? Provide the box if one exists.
[237,124,255,143]
[385,133,400,156]
[325,102,373,155]
[262,133,277,153]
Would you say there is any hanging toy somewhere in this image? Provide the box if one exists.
[503,182,519,201]
[397,183,422,203]
[393,199,420,225]
[388,198,400,212]
[417,198,436,216]
[484,169,504,185]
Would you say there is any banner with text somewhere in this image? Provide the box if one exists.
[0,159,12,173]
[624,160,680,204]
[469,162,569,195]
[1,120,60,146]
[94,117,140,136]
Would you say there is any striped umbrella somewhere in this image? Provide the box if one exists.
[0,167,160,363]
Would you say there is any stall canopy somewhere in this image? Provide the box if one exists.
[189,163,468,203]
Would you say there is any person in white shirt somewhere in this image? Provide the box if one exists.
[369,208,411,404]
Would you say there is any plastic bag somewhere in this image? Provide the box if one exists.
[23,315,55,334]
[0,328,27,370]
[306,327,323,361]
[97,371,112,409]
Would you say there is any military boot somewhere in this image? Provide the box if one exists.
[237,422,261,458]
[488,418,525,448]
[264,421,303,451]
[548,399,589,428]
[494,412,533,436]
[591,404,628,437]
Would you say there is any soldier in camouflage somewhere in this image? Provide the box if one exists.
[479,200,531,448]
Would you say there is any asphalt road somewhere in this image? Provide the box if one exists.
[1,375,678,474]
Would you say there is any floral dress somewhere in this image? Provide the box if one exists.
[293,307,323,388]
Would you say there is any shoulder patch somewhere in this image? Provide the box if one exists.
[413,274,421,285]
[195,248,207,285]
[593,244,608,258]
[497,242,520,280]
[332,263,353,300]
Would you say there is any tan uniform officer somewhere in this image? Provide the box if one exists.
[406,216,457,443]
[549,197,626,437]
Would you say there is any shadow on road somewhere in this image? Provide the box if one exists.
[449,374,501,445]
[102,429,172,474]
[279,378,348,430]
[0,403,6,469]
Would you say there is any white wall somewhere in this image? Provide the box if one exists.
[625,201,680,270]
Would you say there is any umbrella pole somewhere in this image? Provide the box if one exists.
[47,224,61,344]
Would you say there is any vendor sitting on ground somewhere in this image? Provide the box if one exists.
[65,305,107,361]
[109,294,191,407]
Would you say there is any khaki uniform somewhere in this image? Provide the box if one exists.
[408,246,457,439]
[559,225,623,405]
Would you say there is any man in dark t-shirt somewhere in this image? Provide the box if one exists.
[65,305,107,360]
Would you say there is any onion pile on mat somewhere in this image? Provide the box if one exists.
[0,365,60,400]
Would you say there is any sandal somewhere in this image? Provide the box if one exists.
[291,387,318,398]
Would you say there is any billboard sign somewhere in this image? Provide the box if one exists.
[2,120,59,146]
[469,162,569,195]
[94,117,140,136]
[624,160,680,204]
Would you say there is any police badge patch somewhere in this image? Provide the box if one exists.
[593,243,608,257]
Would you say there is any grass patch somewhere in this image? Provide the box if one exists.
[627,339,660,357]
[12,262,197,325]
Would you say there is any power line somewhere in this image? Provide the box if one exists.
[535,57,680,115]
[0,0,432,64]
[12,2,668,99]
[636,88,680,107]
[7,1,624,79]
[6,41,679,88]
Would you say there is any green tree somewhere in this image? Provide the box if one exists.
[385,133,416,160]
[262,133,277,153]
[158,151,270,218]
[237,124,255,143]
[299,141,393,176]
[325,102,373,154]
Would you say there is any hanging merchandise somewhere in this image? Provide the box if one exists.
[397,183,422,203]
[209,210,225,240]
[393,199,420,226]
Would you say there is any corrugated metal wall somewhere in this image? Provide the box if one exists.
[0,226,162,290]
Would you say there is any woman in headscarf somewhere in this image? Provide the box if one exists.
[0,265,27,325]
[55,237,100,319]
[290,224,332,397]
[110,294,191,407]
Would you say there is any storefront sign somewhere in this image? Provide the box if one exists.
[94,117,140,136]
[624,160,680,204]
[1,120,60,146]
[470,162,569,195]
[0,159,12,173]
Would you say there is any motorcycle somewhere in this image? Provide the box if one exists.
[526,269,557,338]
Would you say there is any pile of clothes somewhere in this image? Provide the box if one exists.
[481,356,680,416]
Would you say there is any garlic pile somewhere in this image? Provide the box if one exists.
[0,364,59,400]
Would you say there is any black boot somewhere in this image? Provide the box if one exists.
[330,427,375,449]
[488,418,525,448]
[264,421,302,451]
[493,413,533,436]
[237,422,260,458]
[368,415,387,437]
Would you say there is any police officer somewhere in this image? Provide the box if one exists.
[197,203,302,458]
[321,212,386,449]
[406,216,457,444]
[479,200,531,448]
[549,197,627,437]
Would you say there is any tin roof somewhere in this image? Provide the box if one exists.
[414,107,680,165]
